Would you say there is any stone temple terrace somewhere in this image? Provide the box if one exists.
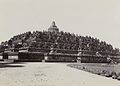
[0,21,120,63]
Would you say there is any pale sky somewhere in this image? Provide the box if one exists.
[0,0,120,48]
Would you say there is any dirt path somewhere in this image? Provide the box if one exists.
[0,62,120,86]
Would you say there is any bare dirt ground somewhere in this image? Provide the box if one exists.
[0,62,120,86]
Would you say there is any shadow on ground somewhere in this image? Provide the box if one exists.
[10,62,27,64]
[0,63,25,68]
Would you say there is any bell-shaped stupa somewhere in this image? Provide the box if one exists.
[48,21,59,32]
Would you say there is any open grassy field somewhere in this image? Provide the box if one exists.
[68,63,120,80]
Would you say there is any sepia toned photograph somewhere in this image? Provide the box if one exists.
[0,0,120,86]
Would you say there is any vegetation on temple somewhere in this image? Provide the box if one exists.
[0,30,119,56]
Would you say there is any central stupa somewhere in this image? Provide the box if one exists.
[48,21,59,32]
